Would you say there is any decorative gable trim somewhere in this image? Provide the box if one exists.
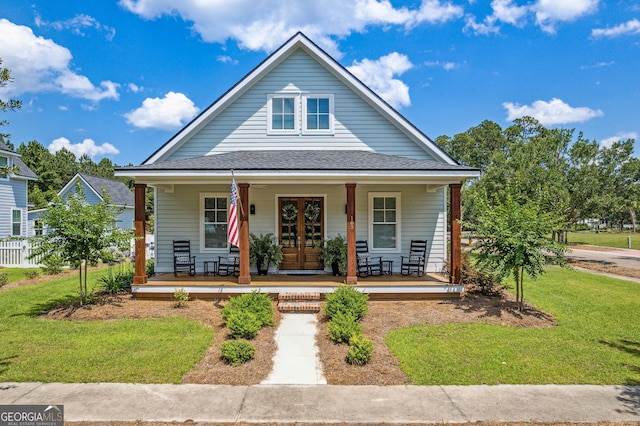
[142,32,458,166]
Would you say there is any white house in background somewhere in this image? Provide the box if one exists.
[0,142,38,239]
[116,32,479,288]
[28,173,135,236]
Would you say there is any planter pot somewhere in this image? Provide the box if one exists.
[256,257,269,275]
[331,261,341,276]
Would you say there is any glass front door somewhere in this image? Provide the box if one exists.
[279,197,323,270]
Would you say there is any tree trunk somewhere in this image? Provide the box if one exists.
[630,208,637,233]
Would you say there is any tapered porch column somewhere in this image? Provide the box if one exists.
[133,183,147,284]
[345,183,357,284]
[450,183,462,284]
[238,183,251,285]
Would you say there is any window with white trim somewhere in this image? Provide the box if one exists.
[34,219,44,236]
[267,94,298,134]
[267,93,334,135]
[368,193,400,251]
[0,156,8,179]
[200,193,229,251]
[302,94,334,134]
[11,209,22,236]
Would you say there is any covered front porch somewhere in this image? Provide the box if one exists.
[133,270,463,301]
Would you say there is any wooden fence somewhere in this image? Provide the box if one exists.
[0,235,155,268]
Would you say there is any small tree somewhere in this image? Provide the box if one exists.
[30,186,133,303]
[463,195,567,312]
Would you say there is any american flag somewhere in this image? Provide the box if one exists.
[227,177,240,248]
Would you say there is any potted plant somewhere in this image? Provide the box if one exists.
[249,233,283,275]
[320,234,347,276]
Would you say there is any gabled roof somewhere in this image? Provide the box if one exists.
[0,141,38,180]
[60,173,134,207]
[142,32,459,166]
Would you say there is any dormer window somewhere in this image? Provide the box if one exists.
[267,93,334,135]
[0,156,8,179]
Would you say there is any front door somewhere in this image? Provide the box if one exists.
[279,197,323,270]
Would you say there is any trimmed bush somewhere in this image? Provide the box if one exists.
[226,309,262,339]
[324,285,369,321]
[347,335,374,366]
[99,264,134,295]
[327,312,362,344]
[221,340,255,366]
[173,288,189,308]
[222,291,274,327]
[146,259,155,277]
[24,270,39,280]
[0,272,7,287]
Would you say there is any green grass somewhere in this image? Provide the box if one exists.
[386,267,640,385]
[0,267,213,383]
[0,268,43,284]
[566,231,640,250]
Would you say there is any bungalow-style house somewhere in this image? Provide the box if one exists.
[28,173,135,236]
[0,141,38,239]
[116,33,479,295]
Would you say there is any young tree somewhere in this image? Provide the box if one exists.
[30,186,133,303]
[463,195,567,312]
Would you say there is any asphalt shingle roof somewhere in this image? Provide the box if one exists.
[123,150,477,172]
[78,173,134,206]
[0,141,38,179]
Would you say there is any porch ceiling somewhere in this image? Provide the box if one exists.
[115,150,479,184]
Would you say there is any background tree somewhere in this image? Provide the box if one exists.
[0,58,22,136]
[463,195,567,312]
[29,186,133,303]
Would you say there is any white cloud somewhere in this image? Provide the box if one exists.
[128,83,143,92]
[591,19,640,38]
[0,19,119,102]
[503,98,603,125]
[125,91,201,130]
[580,61,614,69]
[35,13,116,40]
[464,0,528,35]
[119,0,463,56]
[48,137,120,158]
[532,0,599,33]
[600,132,638,148]
[217,55,239,65]
[425,60,459,70]
[347,52,413,109]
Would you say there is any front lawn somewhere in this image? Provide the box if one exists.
[0,267,212,383]
[0,267,43,284]
[386,267,640,385]
[566,231,640,250]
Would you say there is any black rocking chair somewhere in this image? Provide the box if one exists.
[356,240,383,277]
[400,239,427,277]
[218,245,240,276]
[173,240,196,277]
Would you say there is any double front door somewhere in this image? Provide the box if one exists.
[279,197,323,270]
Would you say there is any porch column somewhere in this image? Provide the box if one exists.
[238,183,251,285]
[345,183,357,285]
[450,183,462,284]
[133,183,147,284]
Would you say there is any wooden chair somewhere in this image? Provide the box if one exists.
[218,245,240,276]
[400,240,427,277]
[356,240,383,277]
[173,240,196,277]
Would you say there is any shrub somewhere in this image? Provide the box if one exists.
[459,251,501,295]
[324,286,369,321]
[99,263,134,295]
[41,255,64,275]
[24,270,39,280]
[327,312,362,344]
[221,340,255,366]
[173,288,189,308]
[146,259,155,277]
[222,291,274,327]
[346,335,374,366]
[0,272,7,287]
[226,309,262,339]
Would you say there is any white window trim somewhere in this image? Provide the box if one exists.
[302,93,334,135]
[0,156,9,181]
[199,192,229,253]
[368,192,401,253]
[11,208,22,237]
[267,93,300,135]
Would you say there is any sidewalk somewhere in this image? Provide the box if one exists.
[1,382,638,423]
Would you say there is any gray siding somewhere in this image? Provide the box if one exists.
[61,180,103,205]
[166,50,435,162]
[154,183,446,274]
[0,178,28,238]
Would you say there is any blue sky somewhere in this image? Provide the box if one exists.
[0,0,638,165]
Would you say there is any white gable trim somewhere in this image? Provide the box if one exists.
[143,32,457,166]
[58,173,105,202]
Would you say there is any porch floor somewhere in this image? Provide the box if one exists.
[133,271,464,301]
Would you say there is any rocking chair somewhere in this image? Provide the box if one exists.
[400,239,427,277]
[173,240,196,277]
[218,245,240,276]
[356,240,383,277]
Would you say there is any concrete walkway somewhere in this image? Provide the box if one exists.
[1,382,638,423]
[261,313,326,385]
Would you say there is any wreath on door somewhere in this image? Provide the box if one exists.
[304,203,321,223]
[281,203,298,222]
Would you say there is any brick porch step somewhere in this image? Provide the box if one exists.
[277,292,321,312]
